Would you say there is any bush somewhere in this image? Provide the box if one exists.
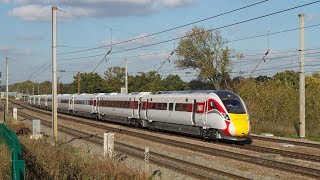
[233,76,320,140]
[20,136,146,179]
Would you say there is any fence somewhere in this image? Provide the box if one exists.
[0,123,25,180]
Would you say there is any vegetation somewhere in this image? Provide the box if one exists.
[20,136,146,179]
[175,27,233,89]
[0,141,11,180]
[233,71,320,140]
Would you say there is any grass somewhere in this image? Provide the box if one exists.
[2,118,147,179]
[0,141,11,180]
[20,135,147,180]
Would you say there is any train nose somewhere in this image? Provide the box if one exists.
[228,113,250,137]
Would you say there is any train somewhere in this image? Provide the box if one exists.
[28,90,251,143]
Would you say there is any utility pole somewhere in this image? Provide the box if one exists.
[0,71,2,108]
[6,57,8,114]
[38,84,40,95]
[52,5,58,142]
[32,85,34,95]
[299,14,305,138]
[125,59,128,94]
[77,72,80,94]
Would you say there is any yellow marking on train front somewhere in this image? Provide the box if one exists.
[229,113,250,137]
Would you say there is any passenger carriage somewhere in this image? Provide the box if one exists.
[58,94,73,114]
[72,94,97,118]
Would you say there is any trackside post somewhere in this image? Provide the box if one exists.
[13,108,17,120]
[145,147,150,174]
[104,132,114,158]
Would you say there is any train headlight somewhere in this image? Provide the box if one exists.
[222,114,230,120]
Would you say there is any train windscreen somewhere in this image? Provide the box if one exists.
[221,99,246,114]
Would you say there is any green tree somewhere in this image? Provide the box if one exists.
[273,70,299,88]
[161,74,187,91]
[129,71,162,92]
[175,26,233,89]
[9,80,36,94]
[104,66,125,93]
[39,81,52,94]
[69,72,105,93]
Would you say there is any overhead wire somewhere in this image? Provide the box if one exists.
[24,1,320,82]
[56,10,320,62]
[57,0,270,55]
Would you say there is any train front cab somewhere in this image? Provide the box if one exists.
[208,91,251,143]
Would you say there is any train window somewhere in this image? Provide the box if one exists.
[150,98,152,101]
[181,104,187,111]
[185,98,188,102]
[169,103,173,111]
[163,103,167,110]
[222,99,246,114]
[210,100,218,109]
[175,103,181,111]
[152,103,156,109]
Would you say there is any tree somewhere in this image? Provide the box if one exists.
[39,81,52,94]
[104,66,125,93]
[129,71,162,92]
[69,72,105,93]
[161,74,187,91]
[273,70,299,88]
[175,27,233,89]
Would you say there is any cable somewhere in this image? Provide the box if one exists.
[228,23,320,43]
[59,0,320,63]
[111,1,320,55]
[91,49,112,72]
[57,0,270,55]
[57,22,320,62]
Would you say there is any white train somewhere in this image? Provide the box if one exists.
[28,90,251,142]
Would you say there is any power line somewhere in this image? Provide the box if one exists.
[59,0,320,62]
[109,0,320,55]
[57,0,270,55]
[57,22,320,62]
[228,23,320,43]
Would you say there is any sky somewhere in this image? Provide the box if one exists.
[0,0,319,85]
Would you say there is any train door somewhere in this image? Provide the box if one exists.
[69,97,74,111]
[145,99,148,119]
[97,97,101,114]
[138,97,141,119]
[68,98,71,110]
[191,99,196,125]
[204,100,208,125]
[91,97,97,113]
[130,98,134,118]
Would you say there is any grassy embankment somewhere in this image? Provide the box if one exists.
[4,119,147,180]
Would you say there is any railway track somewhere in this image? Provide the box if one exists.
[250,134,320,149]
[17,106,246,179]
[12,101,320,179]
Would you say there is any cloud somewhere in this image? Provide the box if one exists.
[6,0,198,21]
[0,45,33,56]
[305,14,318,22]
[9,4,51,21]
